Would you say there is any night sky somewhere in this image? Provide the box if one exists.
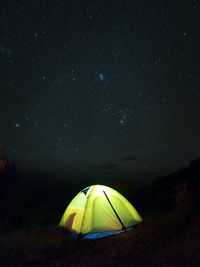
[0,0,200,183]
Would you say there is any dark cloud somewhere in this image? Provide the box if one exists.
[122,156,137,161]
[168,150,192,157]
[96,163,119,170]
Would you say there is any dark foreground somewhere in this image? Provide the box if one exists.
[0,157,200,266]
[1,206,200,267]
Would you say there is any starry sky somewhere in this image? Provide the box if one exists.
[0,0,200,183]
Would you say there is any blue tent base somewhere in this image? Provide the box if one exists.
[71,223,143,240]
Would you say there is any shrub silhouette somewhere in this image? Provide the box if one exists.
[173,180,194,212]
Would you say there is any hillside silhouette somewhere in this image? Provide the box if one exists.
[132,158,200,217]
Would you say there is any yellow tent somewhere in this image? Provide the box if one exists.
[59,184,143,239]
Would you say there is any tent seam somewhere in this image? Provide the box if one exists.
[80,185,96,234]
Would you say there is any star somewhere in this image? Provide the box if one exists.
[98,74,104,81]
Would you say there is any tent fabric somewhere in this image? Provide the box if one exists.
[59,185,143,238]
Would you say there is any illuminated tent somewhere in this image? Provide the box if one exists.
[59,184,143,239]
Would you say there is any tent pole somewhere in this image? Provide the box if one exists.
[103,190,126,231]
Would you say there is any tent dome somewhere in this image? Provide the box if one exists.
[59,184,143,239]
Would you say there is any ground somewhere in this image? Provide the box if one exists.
[1,205,199,267]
